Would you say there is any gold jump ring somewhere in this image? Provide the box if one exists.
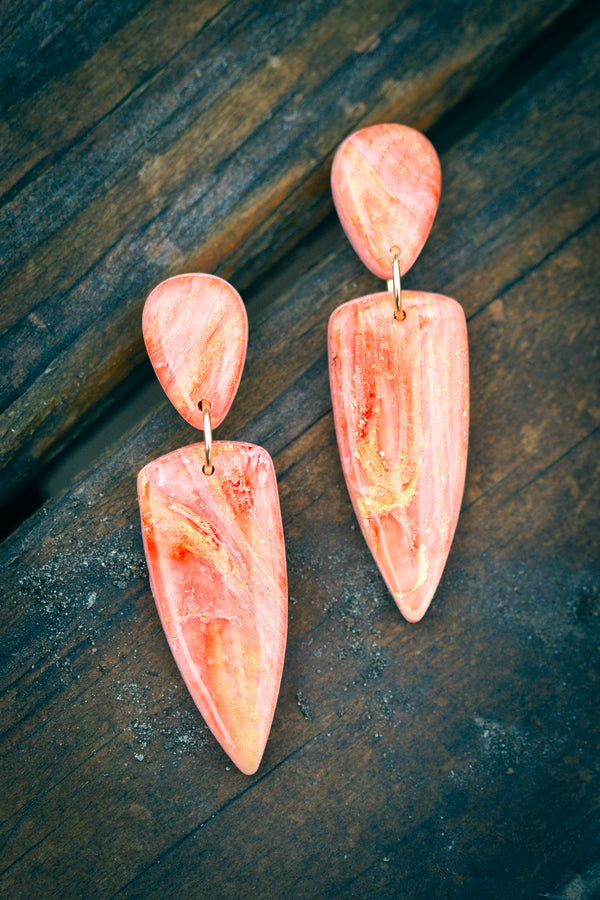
[199,399,214,475]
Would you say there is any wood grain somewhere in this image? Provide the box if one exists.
[0,0,578,502]
[1,14,598,897]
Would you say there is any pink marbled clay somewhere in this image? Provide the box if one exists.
[329,291,469,622]
[331,124,441,279]
[138,442,287,775]
[143,274,248,429]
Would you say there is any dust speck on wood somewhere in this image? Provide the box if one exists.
[114,679,209,762]
[296,691,313,720]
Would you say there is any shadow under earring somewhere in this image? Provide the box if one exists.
[328,124,469,623]
[137,274,287,774]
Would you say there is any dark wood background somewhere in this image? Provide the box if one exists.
[1,1,599,897]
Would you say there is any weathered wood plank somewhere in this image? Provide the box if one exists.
[0,0,151,114]
[1,15,598,898]
[0,0,580,502]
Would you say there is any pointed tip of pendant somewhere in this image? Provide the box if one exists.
[229,745,264,776]
[389,565,451,622]
[237,761,260,776]
[199,675,280,776]
[218,722,271,776]
[389,575,441,623]
[394,596,431,624]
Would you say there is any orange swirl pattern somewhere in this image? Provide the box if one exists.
[329,291,469,622]
[138,442,287,774]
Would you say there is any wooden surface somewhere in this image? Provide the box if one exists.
[1,1,599,897]
[0,0,581,500]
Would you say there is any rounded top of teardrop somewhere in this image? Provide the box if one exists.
[331,123,441,279]
[143,273,248,430]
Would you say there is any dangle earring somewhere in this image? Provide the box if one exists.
[328,124,469,622]
[137,274,287,774]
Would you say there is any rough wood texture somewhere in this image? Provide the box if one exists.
[1,5,599,895]
[0,0,578,502]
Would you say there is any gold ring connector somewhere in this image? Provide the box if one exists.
[387,246,405,321]
[199,399,214,475]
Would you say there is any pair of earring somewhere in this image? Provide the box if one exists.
[137,123,469,775]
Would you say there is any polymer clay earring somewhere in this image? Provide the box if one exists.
[137,274,287,774]
[328,124,469,623]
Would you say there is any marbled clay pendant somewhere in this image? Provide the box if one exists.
[138,274,287,774]
[329,124,469,622]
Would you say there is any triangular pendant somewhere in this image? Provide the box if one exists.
[329,290,469,622]
[138,441,287,774]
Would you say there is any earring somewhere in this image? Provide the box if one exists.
[328,124,469,623]
[137,274,287,774]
